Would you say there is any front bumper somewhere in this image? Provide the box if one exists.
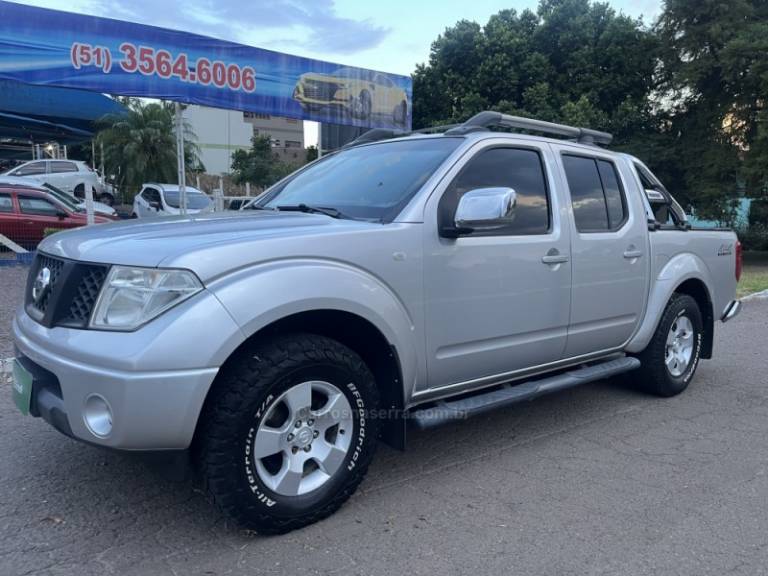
[11,290,242,450]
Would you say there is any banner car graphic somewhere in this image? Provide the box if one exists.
[0,1,412,130]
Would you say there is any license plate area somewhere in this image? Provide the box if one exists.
[12,358,34,415]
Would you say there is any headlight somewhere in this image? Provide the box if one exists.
[90,266,202,331]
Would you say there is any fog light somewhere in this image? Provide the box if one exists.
[83,394,113,438]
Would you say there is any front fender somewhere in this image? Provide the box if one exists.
[207,258,418,395]
[626,252,714,353]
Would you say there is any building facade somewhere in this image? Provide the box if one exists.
[184,105,305,175]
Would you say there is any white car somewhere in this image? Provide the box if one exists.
[132,183,213,218]
[1,159,112,204]
[0,177,116,217]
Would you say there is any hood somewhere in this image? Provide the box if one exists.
[91,201,116,216]
[39,210,374,274]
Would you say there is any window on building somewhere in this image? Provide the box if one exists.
[285,140,301,148]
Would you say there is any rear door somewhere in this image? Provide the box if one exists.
[553,146,649,357]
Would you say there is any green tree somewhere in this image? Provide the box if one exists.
[231,135,300,189]
[412,0,657,144]
[96,99,200,199]
[657,0,768,218]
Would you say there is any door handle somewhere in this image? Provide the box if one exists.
[623,249,643,259]
[542,250,569,265]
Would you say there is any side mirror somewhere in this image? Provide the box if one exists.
[56,210,67,220]
[443,187,517,238]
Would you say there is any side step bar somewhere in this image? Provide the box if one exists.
[411,356,640,430]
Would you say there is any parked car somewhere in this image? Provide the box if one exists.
[12,112,741,534]
[0,183,113,248]
[1,159,115,205]
[293,67,408,124]
[0,177,116,217]
[132,183,213,218]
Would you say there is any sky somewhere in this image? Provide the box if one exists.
[11,0,663,145]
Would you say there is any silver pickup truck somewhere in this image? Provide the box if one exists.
[11,112,742,533]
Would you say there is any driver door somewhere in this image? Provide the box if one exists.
[422,141,572,391]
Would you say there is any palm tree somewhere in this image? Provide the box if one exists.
[96,99,201,200]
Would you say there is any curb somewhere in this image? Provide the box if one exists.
[743,289,768,301]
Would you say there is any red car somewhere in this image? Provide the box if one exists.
[0,183,114,250]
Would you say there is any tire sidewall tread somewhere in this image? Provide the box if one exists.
[197,333,379,534]
[636,293,703,397]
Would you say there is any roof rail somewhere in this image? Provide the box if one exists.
[343,128,408,148]
[343,122,461,149]
[446,111,613,145]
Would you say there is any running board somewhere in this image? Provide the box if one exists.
[410,356,640,430]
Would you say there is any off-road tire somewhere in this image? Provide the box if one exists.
[634,293,703,397]
[197,333,380,534]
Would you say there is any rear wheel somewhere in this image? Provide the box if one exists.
[98,193,114,206]
[73,184,85,200]
[197,333,379,533]
[634,293,703,397]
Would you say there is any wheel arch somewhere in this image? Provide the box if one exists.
[197,308,408,451]
[626,252,715,357]
[673,278,714,359]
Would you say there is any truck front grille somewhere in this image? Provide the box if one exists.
[25,253,109,329]
[303,81,340,101]
[31,254,64,315]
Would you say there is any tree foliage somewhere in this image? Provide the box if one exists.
[231,135,300,189]
[96,99,201,199]
[412,0,768,223]
[413,0,657,142]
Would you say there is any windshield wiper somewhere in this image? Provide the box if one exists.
[276,204,351,219]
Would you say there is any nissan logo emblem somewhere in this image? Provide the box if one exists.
[32,267,51,303]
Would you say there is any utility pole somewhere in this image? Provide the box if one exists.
[175,102,187,214]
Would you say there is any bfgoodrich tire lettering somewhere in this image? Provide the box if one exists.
[634,293,703,397]
[197,333,379,534]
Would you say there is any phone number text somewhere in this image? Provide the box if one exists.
[70,42,257,93]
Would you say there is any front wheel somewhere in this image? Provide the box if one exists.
[197,333,380,533]
[634,293,703,397]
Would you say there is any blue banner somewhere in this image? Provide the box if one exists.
[0,1,412,130]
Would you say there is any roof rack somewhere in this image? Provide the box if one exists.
[445,111,613,145]
[342,122,461,149]
[342,128,408,148]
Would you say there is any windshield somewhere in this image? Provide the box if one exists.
[164,191,211,209]
[258,138,462,221]
[42,183,79,210]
